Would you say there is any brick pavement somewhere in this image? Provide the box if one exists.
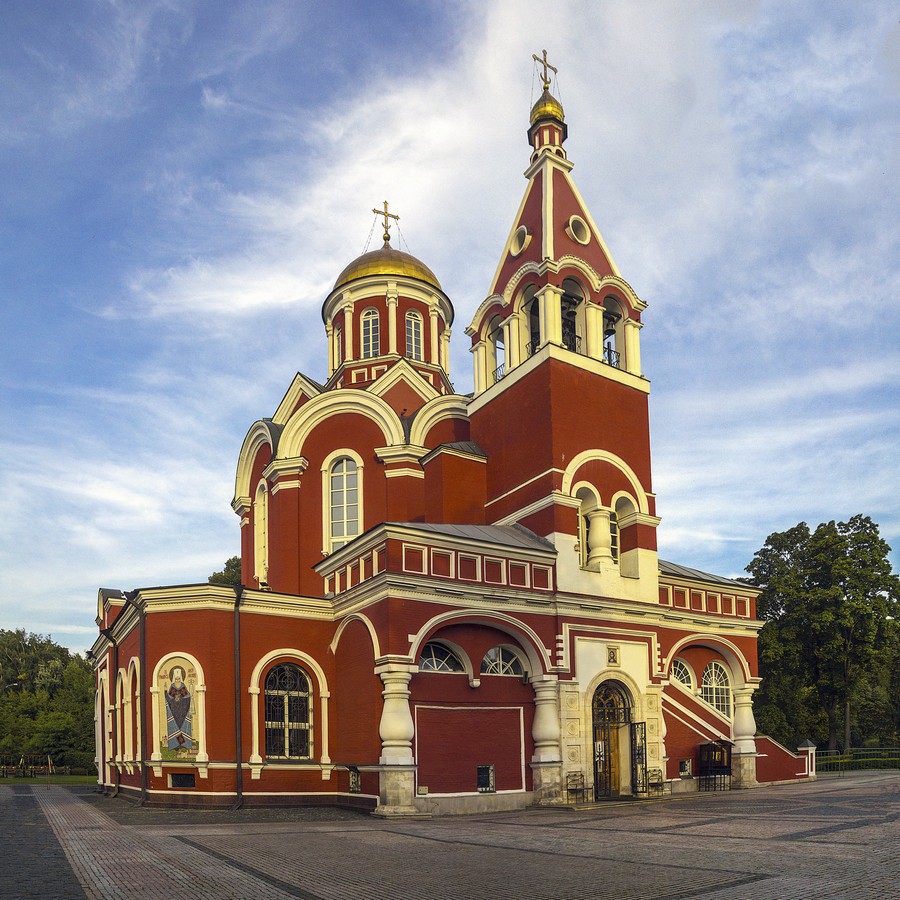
[4,771,898,899]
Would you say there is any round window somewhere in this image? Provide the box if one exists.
[566,215,591,245]
[510,225,532,257]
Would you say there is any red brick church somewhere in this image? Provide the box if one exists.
[92,57,815,813]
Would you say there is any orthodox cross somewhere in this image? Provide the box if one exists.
[373,200,400,245]
[532,49,558,91]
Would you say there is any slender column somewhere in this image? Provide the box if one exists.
[122,696,132,762]
[248,686,262,764]
[325,321,334,375]
[537,285,563,347]
[732,687,758,755]
[506,314,521,368]
[195,683,209,765]
[472,341,487,394]
[343,301,355,363]
[586,508,613,567]
[149,686,161,762]
[377,668,415,765]
[386,291,398,354]
[429,308,440,365]
[584,303,603,361]
[441,327,451,375]
[624,319,642,375]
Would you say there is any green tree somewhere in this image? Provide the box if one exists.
[208,556,242,586]
[747,516,899,750]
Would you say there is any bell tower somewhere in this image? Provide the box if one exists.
[467,53,660,602]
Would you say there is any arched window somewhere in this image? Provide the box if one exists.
[361,308,380,358]
[419,643,464,673]
[405,310,423,360]
[253,480,268,585]
[524,285,540,357]
[609,510,619,562]
[264,663,312,759]
[701,662,731,716]
[561,277,585,355]
[575,486,598,568]
[329,456,359,551]
[334,324,343,366]
[670,658,693,689]
[480,646,525,677]
[489,315,505,382]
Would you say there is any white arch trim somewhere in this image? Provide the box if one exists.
[149,651,208,768]
[126,656,141,763]
[248,648,331,767]
[407,609,552,676]
[663,634,754,687]
[329,613,382,659]
[561,449,649,515]
[234,420,279,506]
[408,394,469,447]
[280,390,404,458]
[320,448,366,556]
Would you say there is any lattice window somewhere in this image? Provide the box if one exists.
[480,646,525,676]
[609,511,619,562]
[701,661,731,716]
[671,658,693,689]
[264,663,311,759]
[419,643,464,673]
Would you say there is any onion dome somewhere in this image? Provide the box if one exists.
[530,87,565,126]
[333,244,442,291]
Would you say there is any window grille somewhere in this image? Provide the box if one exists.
[671,658,693,688]
[406,311,423,360]
[418,643,464,673]
[476,764,495,793]
[701,662,731,716]
[264,663,312,759]
[480,647,525,676]
[362,308,380,358]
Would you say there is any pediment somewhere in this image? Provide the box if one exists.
[272,372,324,425]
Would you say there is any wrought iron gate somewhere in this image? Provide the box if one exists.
[630,721,648,795]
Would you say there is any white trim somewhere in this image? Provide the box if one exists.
[149,652,209,772]
[321,449,365,556]
[484,467,564,508]
[329,613,382,658]
[561,450,650,515]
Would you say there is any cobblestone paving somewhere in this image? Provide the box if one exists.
[6,771,898,899]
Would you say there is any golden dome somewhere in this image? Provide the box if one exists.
[333,243,442,291]
[529,88,565,125]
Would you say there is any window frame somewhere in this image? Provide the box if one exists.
[321,450,365,555]
[263,662,313,761]
[405,310,423,360]
[361,307,380,359]
[700,661,732,717]
[670,658,693,690]
[418,642,465,673]
[480,646,526,677]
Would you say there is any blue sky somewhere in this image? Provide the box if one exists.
[1,1,897,653]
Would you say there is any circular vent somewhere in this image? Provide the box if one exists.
[565,215,591,245]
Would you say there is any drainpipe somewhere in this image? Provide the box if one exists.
[232,585,244,810]
[99,627,119,797]
[123,591,148,806]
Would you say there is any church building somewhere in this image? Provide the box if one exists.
[92,57,815,814]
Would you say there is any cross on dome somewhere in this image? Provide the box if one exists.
[373,200,400,246]
[532,49,558,91]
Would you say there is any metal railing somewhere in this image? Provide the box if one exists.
[492,363,505,383]
[817,747,900,773]
[603,345,621,368]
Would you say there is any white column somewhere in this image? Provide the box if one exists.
[429,308,440,365]
[377,667,415,765]
[441,327,451,375]
[194,683,209,765]
[343,301,355,363]
[732,687,758,755]
[325,321,334,375]
[149,685,161,762]
[585,303,603,361]
[531,677,562,762]
[537,285,563,347]
[586,508,613,567]
[387,290,398,355]
[624,319,642,375]
[472,341,487,394]
[506,314,521,368]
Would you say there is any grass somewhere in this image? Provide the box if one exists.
[0,774,98,785]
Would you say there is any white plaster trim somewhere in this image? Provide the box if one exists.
[491,490,581,526]
[408,394,469,447]
[561,450,650,515]
[149,652,209,768]
[272,373,324,426]
[663,633,754,687]
[484,467,565,508]
[329,613,382,658]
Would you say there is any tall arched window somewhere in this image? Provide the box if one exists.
[405,310,423,360]
[418,643,464,673]
[253,480,268,585]
[701,662,731,716]
[264,663,312,759]
[334,324,343,366]
[489,315,505,382]
[602,296,624,368]
[361,308,380,358]
[329,457,359,550]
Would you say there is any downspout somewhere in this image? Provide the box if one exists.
[99,626,119,797]
[232,585,244,810]
[123,591,148,806]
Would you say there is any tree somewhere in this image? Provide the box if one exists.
[208,556,242,586]
[746,516,898,750]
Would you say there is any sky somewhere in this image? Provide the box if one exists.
[1,0,897,654]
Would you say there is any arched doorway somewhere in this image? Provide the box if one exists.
[592,681,647,799]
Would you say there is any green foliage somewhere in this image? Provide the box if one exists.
[747,516,899,750]
[0,630,95,766]
[208,555,242,586]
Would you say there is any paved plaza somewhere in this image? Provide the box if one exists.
[2,771,898,899]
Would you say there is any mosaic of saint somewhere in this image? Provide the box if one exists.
[158,658,198,759]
